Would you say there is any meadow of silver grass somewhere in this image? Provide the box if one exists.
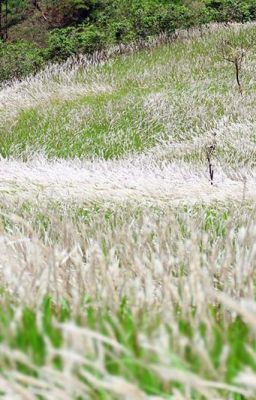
[0,22,256,399]
[0,202,254,398]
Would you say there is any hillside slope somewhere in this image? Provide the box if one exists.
[1,0,256,82]
[1,23,256,205]
[1,23,256,399]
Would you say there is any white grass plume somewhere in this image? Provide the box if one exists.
[0,154,254,206]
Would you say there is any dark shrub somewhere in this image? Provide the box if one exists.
[0,40,45,83]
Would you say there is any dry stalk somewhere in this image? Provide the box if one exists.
[224,50,245,95]
[220,39,249,95]
[205,139,216,186]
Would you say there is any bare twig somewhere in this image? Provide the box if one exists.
[220,39,247,95]
[205,138,216,186]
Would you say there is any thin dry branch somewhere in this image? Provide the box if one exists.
[220,39,247,95]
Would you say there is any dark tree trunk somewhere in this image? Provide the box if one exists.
[0,0,8,41]
[31,0,40,11]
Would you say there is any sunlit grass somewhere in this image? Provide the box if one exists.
[0,23,256,162]
[0,200,255,398]
[1,23,256,399]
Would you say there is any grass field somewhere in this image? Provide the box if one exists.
[1,23,256,399]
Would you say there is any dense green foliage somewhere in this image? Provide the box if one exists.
[0,41,45,82]
[1,0,256,82]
